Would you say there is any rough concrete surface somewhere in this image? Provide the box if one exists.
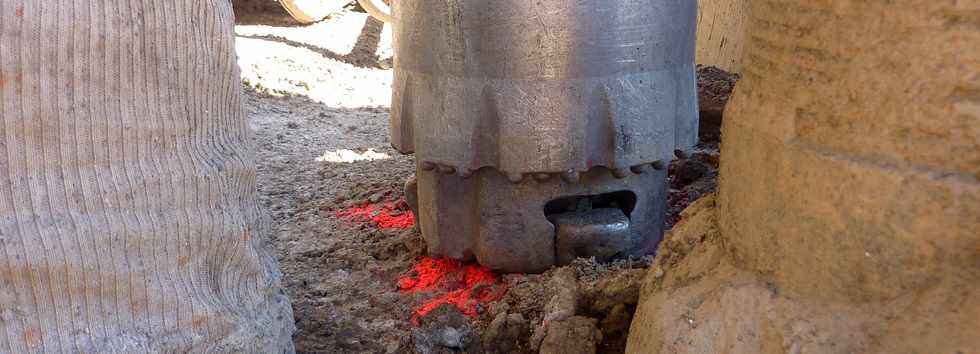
[629,1,979,353]
[629,196,883,353]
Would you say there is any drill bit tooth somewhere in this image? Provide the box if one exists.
[674,149,690,159]
[630,164,649,174]
[437,165,456,175]
[507,172,525,184]
[612,168,630,178]
[651,160,667,171]
[458,167,474,178]
[533,173,552,183]
[560,171,581,184]
[420,161,436,171]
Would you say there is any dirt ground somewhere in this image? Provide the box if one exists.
[232,3,735,353]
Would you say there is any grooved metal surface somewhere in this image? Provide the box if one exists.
[390,0,699,175]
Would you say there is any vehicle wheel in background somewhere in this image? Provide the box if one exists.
[279,0,350,23]
[357,0,393,23]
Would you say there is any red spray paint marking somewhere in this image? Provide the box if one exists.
[398,258,507,324]
[336,200,415,229]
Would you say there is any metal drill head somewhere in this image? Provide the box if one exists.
[391,0,699,273]
[412,167,667,273]
[390,0,700,171]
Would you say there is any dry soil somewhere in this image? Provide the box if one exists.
[232,3,734,353]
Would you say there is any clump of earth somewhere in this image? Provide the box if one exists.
[234,2,737,352]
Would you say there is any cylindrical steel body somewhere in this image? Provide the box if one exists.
[393,0,699,272]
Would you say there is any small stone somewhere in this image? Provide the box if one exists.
[538,316,602,354]
[674,160,709,185]
[482,312,509,349]
[506,313,526,326]
[544,268,580,318]
[653,267,665,279]
[489,302,511,316]
[438,327,464,348]
[483,312,529,354]
[412,304,479,353]
[385,342,400,354]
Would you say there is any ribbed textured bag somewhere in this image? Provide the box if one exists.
[0,1,294,352]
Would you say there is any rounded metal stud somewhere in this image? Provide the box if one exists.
[612,168,630,178]
[421,161,436,171]
[651,161,667,170]
[437,165,456,175]
[560,171,581,184]
[630,164,649,174]
[507,172,524,184]
[533,173,552,183]
[458,167,474,178]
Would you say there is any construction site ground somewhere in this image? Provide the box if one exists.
[233,3,733,353]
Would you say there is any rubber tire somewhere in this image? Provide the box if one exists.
[279,0,349,24]
[357,0,393,23]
